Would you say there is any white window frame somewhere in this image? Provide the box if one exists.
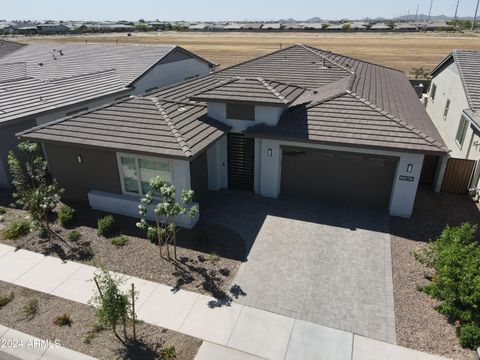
[430,83,437,101]
[455,116,469,150]
[116,153,173,196]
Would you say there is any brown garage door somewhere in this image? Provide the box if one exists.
[281,147,398,209]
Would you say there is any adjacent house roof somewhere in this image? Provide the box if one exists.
[0,39,24,58]
[0,43,215,86]
[0,43,215,125]
[21,44,447,156]
[431,50,480,128]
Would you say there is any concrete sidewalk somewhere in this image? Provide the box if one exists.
[0,244,448,360]
[0,324,96,359]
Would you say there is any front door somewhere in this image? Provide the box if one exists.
[227,133,254,191]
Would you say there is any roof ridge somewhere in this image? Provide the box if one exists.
[148,96,205,108]
[346,91,447,151]
[304,91,348,109]
[303,44,404,73]
[256,77,290,104]
[46,68,120,83]
[150,97,192,157]
[297,44,355,75]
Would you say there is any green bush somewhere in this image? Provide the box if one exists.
[21,298,39,320]
[58,206,76,228]
[68,230,81,242]
[97,215,117,238]
[160,345,177,360]
[0,207,6,215]
[1,220,30,239]
[416,223,480,349]
[147,226,159,244]
[53,313,72,327]
[0,292,14,308]
[111,235,128,247]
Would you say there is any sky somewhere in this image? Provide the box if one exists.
[1,0,479,21]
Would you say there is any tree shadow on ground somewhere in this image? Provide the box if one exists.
[169,256,246,307]
[115,338,161,360]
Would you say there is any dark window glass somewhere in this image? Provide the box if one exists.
[226,103,255,121]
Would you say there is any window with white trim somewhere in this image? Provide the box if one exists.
[118,154,172,195]
[455,115,469,149]
[430,83,437,101]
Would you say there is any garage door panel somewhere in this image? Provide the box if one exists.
[281,148,397,209]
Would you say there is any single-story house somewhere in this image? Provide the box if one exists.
[19,44,448,228]
[370,23,391,30]
[0,43,215,187]
[426,50,480,189]
[36,23,72,34]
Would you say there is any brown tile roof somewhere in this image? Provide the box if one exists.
[19,96,228,158]
[190,77,305,105]
[0,39,24,58]
[21,44,447,156]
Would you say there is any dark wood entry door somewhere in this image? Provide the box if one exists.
[227,133,254,191]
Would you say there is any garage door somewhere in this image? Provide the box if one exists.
[281,147,398,209]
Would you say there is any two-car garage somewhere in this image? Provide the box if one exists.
[280,147,399,210]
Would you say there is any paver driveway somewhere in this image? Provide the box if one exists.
[201,191,395,344]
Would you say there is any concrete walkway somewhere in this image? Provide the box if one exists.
[0,244,447,360]
[0,324,96,359]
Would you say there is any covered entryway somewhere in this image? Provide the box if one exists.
[227,133,254,192]
[281,147,398,210]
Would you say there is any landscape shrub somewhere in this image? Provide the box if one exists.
[97,215,117,238]
[0,207,6,215]
[1,220,30,239]
[21,298,39,320]
[58,206,76,228]
[38,226,49,239]
[147,226,159,244]
[111,235,128,247]
[416,223,480,349]
[0,292,14,308]
[207,253,220,266]
[53,313,72,327]
[68,230,81,242]
[160,345,177,360]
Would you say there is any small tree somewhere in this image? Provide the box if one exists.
[8,141,63,233]
[91,268,132,342]
[137,177,197,259]
[410,67,430,80]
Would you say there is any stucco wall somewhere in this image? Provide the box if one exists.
[132,56,211,95]
[254,138,424,218]
[207,135,228,190]
[207,102,286,133]
[426,62,471,158]
[45,143,122,202]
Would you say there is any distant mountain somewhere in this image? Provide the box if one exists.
[305,17,323,23]
[278,18,297,23]
[394,14,474,21]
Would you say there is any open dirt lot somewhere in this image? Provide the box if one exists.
[17,31,480,74]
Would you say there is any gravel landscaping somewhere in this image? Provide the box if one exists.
[0,190,244,300]
[0,280,201,360]
[390,187,479,360]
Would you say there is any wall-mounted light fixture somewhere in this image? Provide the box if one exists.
[267,148,273,157]
[407,164,413,173]
[77,154,83,164]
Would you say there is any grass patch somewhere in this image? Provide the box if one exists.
[111,235,128,247]
[21,298,39,320]
[68,230,81,242]
[1,220,30,239]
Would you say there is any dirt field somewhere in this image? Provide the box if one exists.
[16,31,480,75]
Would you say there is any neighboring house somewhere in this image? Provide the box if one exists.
[36,23,72,34]
[19,44,447,228]
[370,23,391,30]
[426,50,480,187]
[0,39,24,58]
[0,43,215,188]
